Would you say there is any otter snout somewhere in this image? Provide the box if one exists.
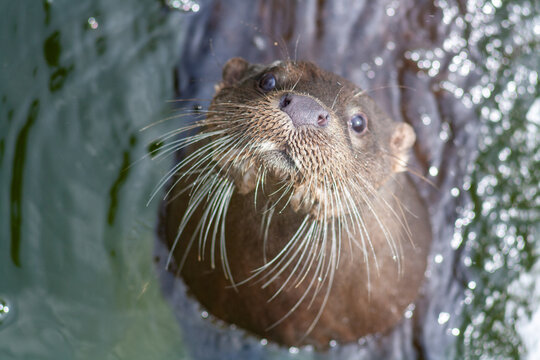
[279,93,329,127]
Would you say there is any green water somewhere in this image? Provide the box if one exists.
[454,1,540,358]
[0,1,187,358]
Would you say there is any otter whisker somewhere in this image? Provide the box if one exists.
[234,215,311,287]
[167,137,236,199]
[289,73,304,93]
[260,202,274,264]
[140,111,207,132]
[165,97,213,103]
[267,182,294,215]
[328,173,346,266]
[258,217,310,283]
[331,85,344,112]
[310,179,332,300]
[167,174,216,270]
[308,221,337,312]
[256,215,310,277]
[264,224,315,299]
[288,221,319,288]
[356,84,417,97]
[198,175,231,264]
[214,180,236,285]
[293,220,322,288]
[302,235,337,341]
[187,135,248,193]
[334,177,355,257]
[253,164,265,210]
[340,181,375,290]
[267,224,317,302]
[154,129,227,161]
[355,182,400,274]
[146,120,204,143]
[254,167,267,209]
[266,220,329,331]
[149,132,232,204]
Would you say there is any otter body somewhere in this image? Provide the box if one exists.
[161,58,432,348]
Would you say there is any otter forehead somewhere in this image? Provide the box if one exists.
[250,61,359,109]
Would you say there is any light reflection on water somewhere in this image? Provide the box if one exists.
[435,0,539,358]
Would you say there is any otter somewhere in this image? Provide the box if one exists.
[159,58,432,349]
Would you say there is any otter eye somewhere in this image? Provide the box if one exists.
[350,114,368,134]
[258,73,276,92]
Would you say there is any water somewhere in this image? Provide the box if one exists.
[0,1,188,358]
[1,0,538,359]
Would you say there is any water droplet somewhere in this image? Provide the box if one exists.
[260,338,268,346]
[526,98,540,125]
[329,339,337,347]
[386,7,396,16]
[289,346,299,354]
[439,125,450,141]
[498,147,511,161]
[404,303,415,318]
[88,17,98,30]
[166,0,200,12]
[0,298,12,325]
[429,166,439,177]
[253,35,266,51]
[434,254,444,263]
[451,232,463,249]
[201,310,208,319]
[438,312,450,324]
[421,114,432,126]
[468,281,477,290]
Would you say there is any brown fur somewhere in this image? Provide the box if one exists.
[161,58,432,349]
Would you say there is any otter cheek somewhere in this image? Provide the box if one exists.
[390,122,416,173]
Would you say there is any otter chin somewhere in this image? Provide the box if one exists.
[159,57,432,349]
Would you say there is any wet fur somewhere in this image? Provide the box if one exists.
[158,59,431,348]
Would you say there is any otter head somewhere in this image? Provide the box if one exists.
[206,57,415,220]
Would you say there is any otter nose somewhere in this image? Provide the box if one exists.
[279,93,329,127]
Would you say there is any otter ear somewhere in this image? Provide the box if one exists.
[390,122,416,173]
[214,57,249,92]
[222,57,249,86]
